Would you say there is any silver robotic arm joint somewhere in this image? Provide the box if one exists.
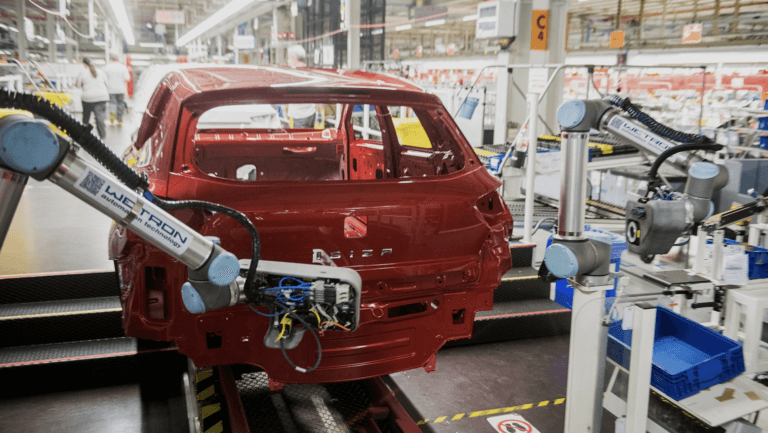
[559,99,729,257]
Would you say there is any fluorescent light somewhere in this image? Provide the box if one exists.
[176,0,257,47]
[139,42,164,48]
[371,28,383,35]
[107,0,135,45]
[462,14,478,21]
[395,24,412,31]
[93,40,106,46]
[128,53,152,59]
[425,19,445,27]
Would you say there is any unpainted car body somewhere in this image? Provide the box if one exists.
[109,66,512,385]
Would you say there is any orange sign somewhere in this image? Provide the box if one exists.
[531,10,549,50]
[683,23,703,44]
[609,30,625,48]
[416,45,423,57]
[393,48,399,59]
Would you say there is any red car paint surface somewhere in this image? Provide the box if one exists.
[109,66,512,385]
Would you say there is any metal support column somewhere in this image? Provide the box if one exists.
[47,12,56,62]
[565,282,611,433]
[494,52,511,144]
[0,168,27,251]
[104,22,110,63]
[523,94,539,244]
[625,304,657,433]
[15,0,27,62]
[346,0,360,69]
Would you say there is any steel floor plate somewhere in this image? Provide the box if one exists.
[0,337,147,367]
[0,296,121,320]
[235,371,388,433]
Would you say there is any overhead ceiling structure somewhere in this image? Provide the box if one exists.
[566,0,768,50]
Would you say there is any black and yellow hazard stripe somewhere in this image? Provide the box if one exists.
[416,397,565,425]
[194,367,227,433]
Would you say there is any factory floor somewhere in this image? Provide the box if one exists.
[1,116,766,433]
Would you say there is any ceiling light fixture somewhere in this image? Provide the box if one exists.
[395,24,412,31]
[176,0,257,47]
[107,0,135,45]
[462,14,478,21]
[371,28,383,35]
[139,42,164,48]
[424,19,445,27]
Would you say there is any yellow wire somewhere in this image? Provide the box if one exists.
[309,309,322,325]
[276,312,293,342]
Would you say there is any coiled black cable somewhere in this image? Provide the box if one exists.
[0,89,260,293]
[647,143,724,181]
[604,95,713,145]
[0,89,149,190]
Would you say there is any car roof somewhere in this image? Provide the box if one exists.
[174,65,424,94]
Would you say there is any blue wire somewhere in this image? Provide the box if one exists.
[248,304,285,317]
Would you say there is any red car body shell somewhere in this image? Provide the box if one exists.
[109,66,512,385]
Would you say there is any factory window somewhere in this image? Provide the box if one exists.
[384,106,465,178]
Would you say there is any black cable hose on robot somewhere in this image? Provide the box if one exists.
[647,143,724,182]
[150,196,261,293]
[604,95,714,146]
[0,89,261,293]
[0,89,149,191]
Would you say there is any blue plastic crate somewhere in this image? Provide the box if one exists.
[706,238,768,280]
[488,154,505,172]
[548,228,627,309]
[607,307,745,401]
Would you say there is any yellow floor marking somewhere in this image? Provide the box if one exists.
[195,370,213,383]
[0,308,122,321]
[201,403,221,420]
[417,398,564,425]
[197,385,215,401]
[204,420,224,433]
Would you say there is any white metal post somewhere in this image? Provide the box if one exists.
[363,104,370,139]
[522,94,539,244]
[713,229,725,281]
[625,304,656,433]
[565,282,612,433]
[693,226,707,274]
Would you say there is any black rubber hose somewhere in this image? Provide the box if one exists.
[0,89,149,191]
[647,143,724,181]
[0,90,261,294]
[604,95,713,145]
[279,313,322,373]
[151,196,260,294]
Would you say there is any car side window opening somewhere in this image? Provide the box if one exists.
[384,105,465,178]
[347,105,388,181]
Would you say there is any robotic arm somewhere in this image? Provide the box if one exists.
[556,97,729,259]
[0,92,360,372]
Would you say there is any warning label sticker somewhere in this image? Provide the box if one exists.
[487,414,541,433]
